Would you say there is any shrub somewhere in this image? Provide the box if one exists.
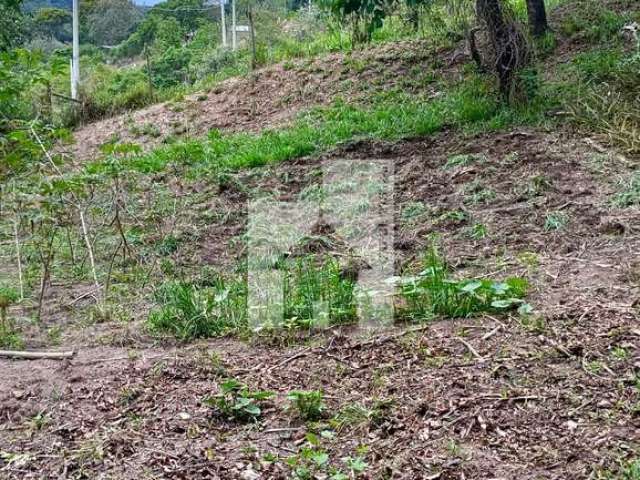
[82,65,155,119]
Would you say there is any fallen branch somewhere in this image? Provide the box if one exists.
[0,349,76,360]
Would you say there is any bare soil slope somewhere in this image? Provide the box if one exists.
[67,40,449,163]
[2,128,639,479]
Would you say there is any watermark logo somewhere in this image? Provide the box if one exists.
[247,159,394,331]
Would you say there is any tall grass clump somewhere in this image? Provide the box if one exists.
[283,256,357,328]
[147,277,247,340]
[147,256,357,339]
[398,242,529,320]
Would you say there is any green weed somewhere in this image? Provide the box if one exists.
[466,223,489,239]
[204,378,274,422]
[398,241,529,320]
[445,153,487,169]
[282,257,357,329]
[597,458,640,479]
[287,390,326,421]
[544,211,569,231]
[0,285,21,348]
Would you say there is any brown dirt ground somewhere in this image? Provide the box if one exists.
[2,126,639,479]
[2,1,640,478]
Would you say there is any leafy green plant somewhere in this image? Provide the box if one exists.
[466,222,488,239]
[398,241,529,320]
[204,378,274,422]
[147,277,247,340]
[287,390,326,421]
[285,431,367,480]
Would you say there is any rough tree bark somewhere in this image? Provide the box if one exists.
[476,0,529,101]
[476,0,514,98]
[526,0,549,37]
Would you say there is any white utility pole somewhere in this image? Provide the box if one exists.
[231,0,236,50]
[71,0,80,100]
[220,0,227,48]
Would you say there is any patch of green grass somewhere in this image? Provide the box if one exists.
[401,201,429,223]
[463,180,496,205]
[331,402,381,433]
[564,45,640,153]
[613,173,640,207]
[517,174,552,199]
[0,285,21,348]
[572,49,624,83]
[466,222,489,239]
[544,211,569,231]
[559,2,631,43]
[398,241,530,320]
[445,153,487,169]
[148,256,357,340]
[147,277,247,340]
[0,324,24,349]
[598,459,640,480]
[282,257,357,329]
[84,73,551,178]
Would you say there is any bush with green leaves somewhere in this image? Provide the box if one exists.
[82,64,155,119]
[204,378,274,422]
[318,0,388,44]
[398,242,530,320]
[287,390,326,421]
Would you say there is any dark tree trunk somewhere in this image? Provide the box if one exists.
[526,0,549,37]
[476,0,515,98]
